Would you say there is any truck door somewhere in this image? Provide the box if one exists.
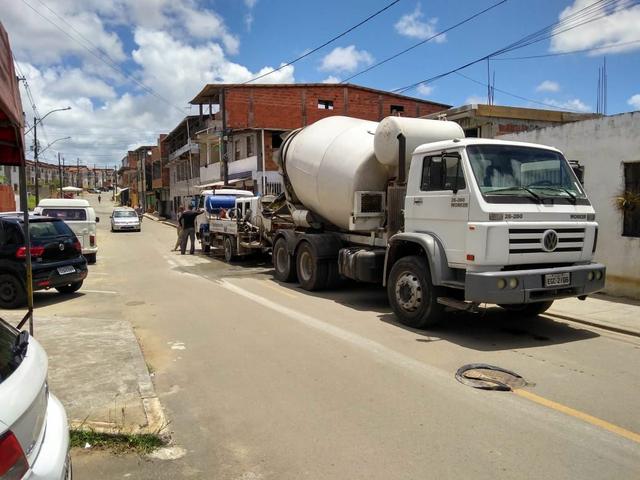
[405,152,469,266]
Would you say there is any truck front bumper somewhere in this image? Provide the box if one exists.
[465,263,606,304]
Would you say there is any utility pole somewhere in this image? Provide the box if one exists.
[76,158,80,188]
[57,152,63,198]
[33,116,39,204]
[221,88,229,186]
[113,164,117,202]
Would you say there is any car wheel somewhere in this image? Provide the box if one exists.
[387,255,445,329]
[0,274,26,309]
[86,253,97,264]
[56,281,83,294]
[273,237,296,282]
[499,301,554,317]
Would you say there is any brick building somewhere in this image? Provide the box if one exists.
[184,83,449,201]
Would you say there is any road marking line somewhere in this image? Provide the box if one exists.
[254,279,298,298]
[81,289,118,294]
[513,388,640,444]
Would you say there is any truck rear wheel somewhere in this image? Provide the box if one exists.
[499,301,553,317]
[387,255,445,329]
[296,242,328,291]
[223,236,235,263]
[273,237,297,282]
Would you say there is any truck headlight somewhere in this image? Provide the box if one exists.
[497,279,506,289]
[587,271,594,281]
[595,270,602,280]
[508,278,519,289]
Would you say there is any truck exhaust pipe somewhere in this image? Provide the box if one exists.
[397,133,406,185]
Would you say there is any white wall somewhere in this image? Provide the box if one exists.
[499,112,640,299]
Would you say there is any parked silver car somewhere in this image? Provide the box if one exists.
[110,207,141,232]
[0,319,71,479]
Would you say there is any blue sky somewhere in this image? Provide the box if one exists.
[2,0,640,166]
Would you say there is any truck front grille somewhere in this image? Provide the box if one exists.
[508,227,585,254]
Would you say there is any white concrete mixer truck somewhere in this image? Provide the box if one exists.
[222,115,606,328]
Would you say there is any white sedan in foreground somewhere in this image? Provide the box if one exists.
[0,319,71,479]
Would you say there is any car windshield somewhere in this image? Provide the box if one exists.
[114,211,137,218]
[29,220,75,240]
[41,208,87,220]
[467,144,586,202]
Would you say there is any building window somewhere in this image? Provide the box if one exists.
[234,139,241,160]
[318,99,334,110]
[390,105,404,116]
[622,162,640,237]
[246,136,254,157]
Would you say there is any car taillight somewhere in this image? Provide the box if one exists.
[90,234,96,247]
[0,431,29,479]
[15,246,45,259]
[73,240,82,253]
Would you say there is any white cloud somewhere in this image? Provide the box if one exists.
[416,83,433,96]
[465,95,486,105]
[319,45,373,73]
[542,98,592,112]
[244,0,258,31]
[628,94,640,110]
[322,76,341,84]
[536,80,560,93]
[550,0,640,54]
[175,6,240,54]
[394,3,445,42]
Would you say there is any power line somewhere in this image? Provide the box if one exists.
[20,0,188,116]
[492,38,640,60]
[394,0,636,93]
[453,71,588,113]
[342,0,509,84]
[242,0,402,84]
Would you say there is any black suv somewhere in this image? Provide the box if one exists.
[0,214,88,308]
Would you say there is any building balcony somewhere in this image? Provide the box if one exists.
[168,143,199,162]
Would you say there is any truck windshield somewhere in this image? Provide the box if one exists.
[466,144,588,204]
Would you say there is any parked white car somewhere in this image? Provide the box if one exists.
[0,319,71,479]
[34,199,99,264]
[110,207,141,232]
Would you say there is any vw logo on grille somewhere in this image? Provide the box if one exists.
[542,230,558,252]
[58,243,65,251]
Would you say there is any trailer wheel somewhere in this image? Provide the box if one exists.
[273,237,296,282]
[499,301,553,317]
[223,236,235,263]
[387,255,445,329]
[296,242,328,291]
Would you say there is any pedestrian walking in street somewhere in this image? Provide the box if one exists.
[173,206,185,251]
[98,194,101,204]
[179,205,204,255]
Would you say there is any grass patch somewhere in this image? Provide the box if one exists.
[70,429,165,455]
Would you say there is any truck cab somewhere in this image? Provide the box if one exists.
[386,138,604,327]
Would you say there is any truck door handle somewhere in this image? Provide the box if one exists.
[413,198,423,204]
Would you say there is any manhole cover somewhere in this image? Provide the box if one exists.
[455,364,527,391]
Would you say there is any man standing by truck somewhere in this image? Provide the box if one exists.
[179,205,203,255]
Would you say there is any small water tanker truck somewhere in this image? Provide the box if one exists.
[222,115,606,328]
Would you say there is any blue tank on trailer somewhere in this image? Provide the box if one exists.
[205,195,236,213]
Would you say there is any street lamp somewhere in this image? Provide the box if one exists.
[38,136,71,156]
[27,106,71,203]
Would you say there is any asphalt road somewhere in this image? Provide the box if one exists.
[57,195,640,479]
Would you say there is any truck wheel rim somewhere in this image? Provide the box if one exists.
[225,239,232,260]
[299,251,313,282]
[395,273,422,312]
[275,245,288,273]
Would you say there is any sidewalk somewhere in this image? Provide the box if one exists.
[2,312,166,436]
[546,293,640,336]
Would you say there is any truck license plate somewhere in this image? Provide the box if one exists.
[544,272,570,287]
[57,266,75,275]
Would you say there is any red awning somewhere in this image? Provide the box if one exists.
[0,22,24,166]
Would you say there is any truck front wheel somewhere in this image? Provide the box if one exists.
[296,242,328,291]
[273,237,297,283]
[223,236,235,263]
[499,301,553,317]
[387,256,445,329]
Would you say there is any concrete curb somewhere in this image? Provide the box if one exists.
[545,312,640,338]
